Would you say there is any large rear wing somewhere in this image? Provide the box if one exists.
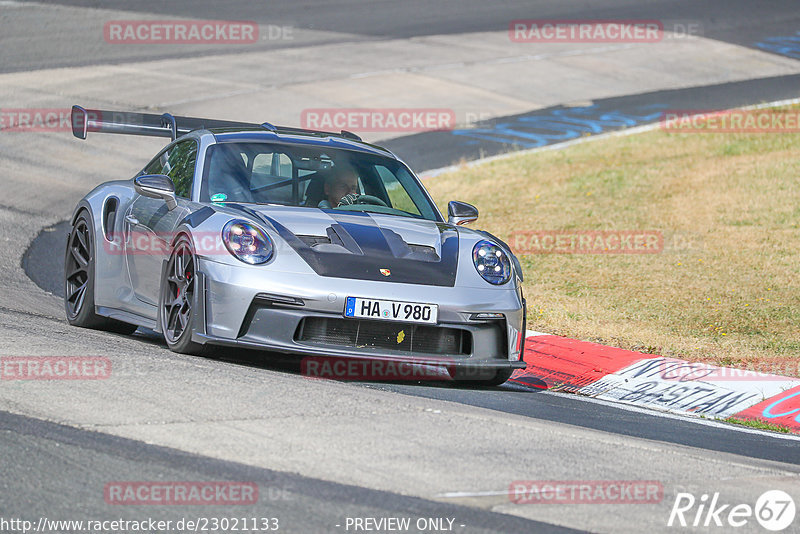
[70,105,270,141]
[70,105,364,142]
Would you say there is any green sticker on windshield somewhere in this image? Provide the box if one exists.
[210,193,227,202]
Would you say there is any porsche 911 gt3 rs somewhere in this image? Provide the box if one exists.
[65,105,526,385]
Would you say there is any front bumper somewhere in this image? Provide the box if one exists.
[191,257,526,372]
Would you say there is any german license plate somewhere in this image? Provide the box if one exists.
[344,297,438,324]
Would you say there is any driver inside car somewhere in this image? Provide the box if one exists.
[319,166,360,208]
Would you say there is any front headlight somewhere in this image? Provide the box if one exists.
[472,240,512,285]
[222,220,274,265]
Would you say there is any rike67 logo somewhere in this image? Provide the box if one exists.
[668,490,796,531]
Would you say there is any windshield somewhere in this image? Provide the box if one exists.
[200,142,441,221]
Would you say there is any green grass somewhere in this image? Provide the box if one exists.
[724,417,794,434]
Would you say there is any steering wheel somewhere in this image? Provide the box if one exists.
[338,194,388,207]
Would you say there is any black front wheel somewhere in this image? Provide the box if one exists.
[64,210,137,334]
[455,368,514,387]
[160,235,205,354]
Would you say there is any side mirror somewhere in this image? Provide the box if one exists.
[448,201,478,226]
[134,174,177,210]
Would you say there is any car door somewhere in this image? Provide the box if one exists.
[125,139,197,307]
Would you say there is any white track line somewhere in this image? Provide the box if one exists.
[542,389,800,441]
[525,330,549,337]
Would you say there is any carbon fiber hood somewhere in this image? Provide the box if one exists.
[242,205,460,286]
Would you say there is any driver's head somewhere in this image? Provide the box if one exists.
[324,166,359,207]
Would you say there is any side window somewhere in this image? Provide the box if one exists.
[375,165,421,216]
[165,140,198,198]
[144,148,169,175]
[141,140,197,198]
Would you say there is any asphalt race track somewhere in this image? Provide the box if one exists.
[3,1,800,533]
[5,0,800,72]
[0,410,577,534]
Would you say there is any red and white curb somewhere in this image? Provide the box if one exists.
[510,331,800,434]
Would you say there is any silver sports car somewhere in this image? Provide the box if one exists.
[65,106,526,384]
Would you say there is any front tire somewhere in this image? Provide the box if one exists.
[64,210,138,335]
[456,368,514,387]
[160,235,205,355]
[482,368,514,386]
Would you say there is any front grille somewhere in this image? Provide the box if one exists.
[295,317,472,356]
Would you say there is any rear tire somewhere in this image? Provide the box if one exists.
[64,210,138,335]
[160,235,206,355]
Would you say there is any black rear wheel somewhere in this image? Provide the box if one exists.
[64,210,138,334]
